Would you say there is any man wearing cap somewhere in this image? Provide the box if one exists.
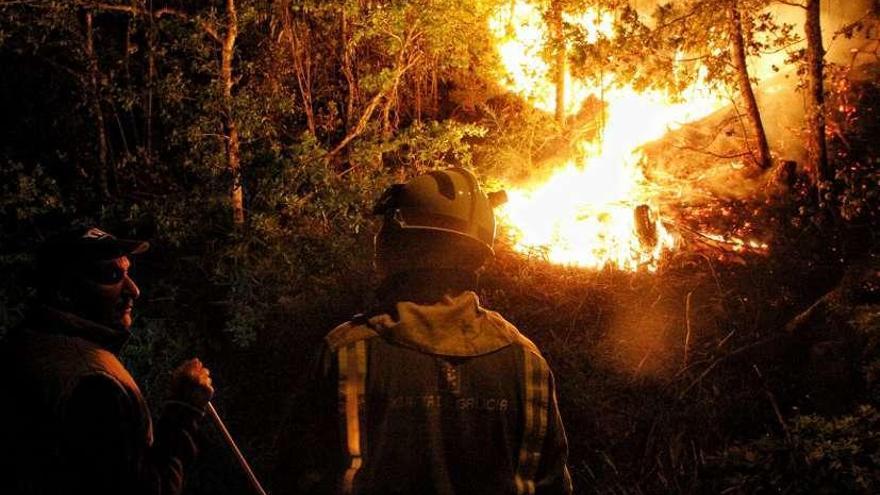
[0,227,213,494]
[278,168,572,494]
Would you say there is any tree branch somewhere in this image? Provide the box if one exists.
[326,90,385,161]
[775,0,806,9]
[81,2,222,43]
[326,22,424,163]
[673,144,754,160]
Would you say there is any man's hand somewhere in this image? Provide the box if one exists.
[170,358,214,410]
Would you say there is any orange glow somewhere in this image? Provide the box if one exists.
[489,1,752,271]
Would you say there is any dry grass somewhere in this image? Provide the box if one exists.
[480,235,841,493]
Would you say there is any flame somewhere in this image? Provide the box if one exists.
[489,1,738,271]
[488,1,610,115]
[500,158,678,271]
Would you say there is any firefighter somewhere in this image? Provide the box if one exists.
[281,168,572,494]
[0,227,213,494]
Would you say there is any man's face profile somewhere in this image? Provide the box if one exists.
[70,256,141,330]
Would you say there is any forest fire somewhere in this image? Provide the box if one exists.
[489,0,761,270]
[2,0,878,492]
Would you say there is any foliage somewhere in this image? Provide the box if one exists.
[708,405,880,493]
[826,66,880,224]
[650,0,799,93]
[558,0,800,96]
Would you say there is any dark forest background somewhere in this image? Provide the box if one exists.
[2,0,880,493]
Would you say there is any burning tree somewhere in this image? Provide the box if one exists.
[484,0,794,271]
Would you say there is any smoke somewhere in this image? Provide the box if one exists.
[753,0,876,78]
[643,0,877,203]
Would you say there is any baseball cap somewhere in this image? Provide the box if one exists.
[38,227,149,264]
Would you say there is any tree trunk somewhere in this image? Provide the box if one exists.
[222,0,244,226]
[83,10,111,199]
[382,94,394,138]
[341,10,358,136]
[550,0,565,123]
[146,5,157,167]
[728,1,772,170]
[431,57,438,115]
[281,0,316,136]
[414,70,422,123]
[382,70,404,138]
[805,0,829,185]
[123,16,141,155]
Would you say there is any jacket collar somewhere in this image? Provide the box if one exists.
[367,291,522,357]
[25,305,131,353]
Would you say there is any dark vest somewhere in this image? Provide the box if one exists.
[0,308,152,494]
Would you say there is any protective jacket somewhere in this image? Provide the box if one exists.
[0,306,203,495]
[285,291,572,495]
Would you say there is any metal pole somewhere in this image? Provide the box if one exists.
[206,402,269,495]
